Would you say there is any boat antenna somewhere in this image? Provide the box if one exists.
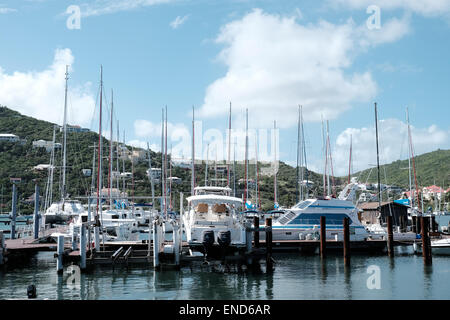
[227,102,232,187]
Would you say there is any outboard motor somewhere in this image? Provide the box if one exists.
[202,230,215,258]
[217,230,231,248]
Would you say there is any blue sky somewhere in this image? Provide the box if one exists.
[0,0,449,177]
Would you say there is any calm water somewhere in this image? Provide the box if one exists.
[1,218,450,300]
[1,246,450,300]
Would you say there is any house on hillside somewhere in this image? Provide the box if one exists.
[0,133,20,142]
[358,201,409,231]
[422,185,446,201]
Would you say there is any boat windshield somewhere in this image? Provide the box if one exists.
[292,200,312,210]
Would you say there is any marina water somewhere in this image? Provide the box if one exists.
[1,217,450,300]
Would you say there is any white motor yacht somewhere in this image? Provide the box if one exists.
[182,188,246,255]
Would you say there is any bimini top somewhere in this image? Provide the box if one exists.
[186,194,242,207]
[194,186,232,196]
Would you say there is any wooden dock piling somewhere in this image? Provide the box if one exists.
[0,231,4,265]
[412,216,417,233]
[56,235,64,274]
[152,219,160,270]
[11,184,17,240]
[265,218,273,273]
[431,216,437,233]
[320,216,326,258]
[254,216,260,248]
[387,215,394,257]
[33,184,40,240]
[343,217,350,266]
[80,224,86,271]
[420,216,432,265]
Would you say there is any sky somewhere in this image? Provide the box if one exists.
[0,0,449,177]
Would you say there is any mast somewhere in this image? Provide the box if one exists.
[116,120,120,193]
[48,125,56,210]
[233,140,236,197]
[255,131,260,209]
[108,89,114,209]
[296,106,301,203]
[321,116,327,197]
[227,102,232,187]
[374,102,382,213]
[326,121,331,197]
[273,120,278,207]
[191,106,195,196]
[61,65,69,208]
[348,134,353,185]
[299,106,304,201]
[406,108,413,207]
[91,142,96,196]
[147,142,156,211]
[407,108,421,212]
[169,144,172,210]
[161,108,165,213]
[165,106,168,216]
[95,65,103,226]
[244,109,248,206]
[205,143,209,186]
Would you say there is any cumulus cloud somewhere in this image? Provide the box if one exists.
[330,118,450,176]
[170,15,189,29]
[0,48,96,127]
[198,9,410,128]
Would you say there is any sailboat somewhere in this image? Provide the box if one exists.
[44,66,85,224]
[70,67,138,242]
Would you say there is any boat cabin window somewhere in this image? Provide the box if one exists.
[112,215,120,219]
[292,200,312,210]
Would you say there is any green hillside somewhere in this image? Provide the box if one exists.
[354,149,450,189]
[0,106,329,214]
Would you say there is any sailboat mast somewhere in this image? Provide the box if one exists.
[165,106,168,216]
[191,106,195,196]
[116,120,120,192]
[296,106,301,203]
[374,102,382,211]
[109,89,114,209]
[244,109,249,204]
[205,143,209,186]
[273,120,278,206]
[61,65,69,207]
[255,131,259,209]
[227,102,232,187]
[146,142,156,209]
[161,108,165,213]
[348,134,353,185]
[406,108,413,206]
[322,116,327,198]
[326,121,331,197]
[95,66,103,225]
[299,106,304,201]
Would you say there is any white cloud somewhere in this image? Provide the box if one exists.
[0,7,17,14]
[78,0,175,17]
[198,9,410,129]
[0,48,96,127]
[330,118,450,176]
[330,0,450,17]
[170,15,189,29]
